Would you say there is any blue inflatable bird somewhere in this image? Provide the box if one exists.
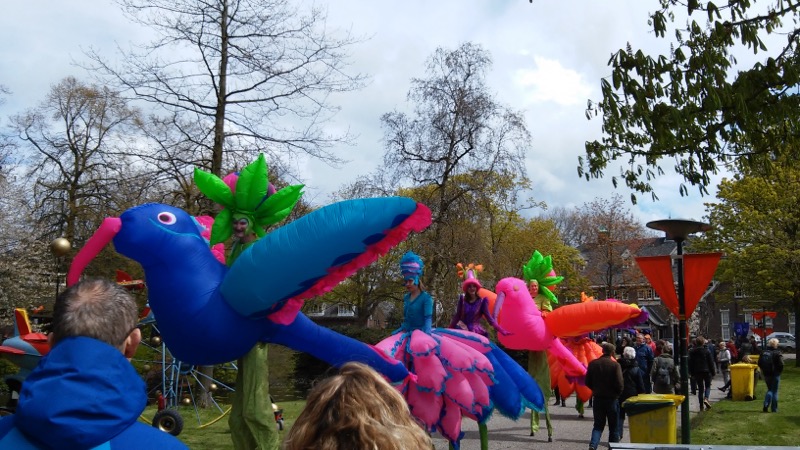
[67,197,431,382]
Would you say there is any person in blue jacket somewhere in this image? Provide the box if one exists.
[0,278,187,449]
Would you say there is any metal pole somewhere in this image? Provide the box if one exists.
[55,257,61,300]
[675,238,690,444]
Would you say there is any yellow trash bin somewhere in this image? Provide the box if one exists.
[730,363,758,401]
[622,394,685,444]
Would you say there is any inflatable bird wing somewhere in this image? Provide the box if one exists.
[548,336,602,403]
[67,197,431,382]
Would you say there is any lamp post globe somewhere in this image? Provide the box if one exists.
[50,238,71,257]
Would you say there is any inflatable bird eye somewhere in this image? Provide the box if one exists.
[157,212,177,225]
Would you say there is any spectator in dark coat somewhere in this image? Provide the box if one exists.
[586,342,624,450]
[688,336,716,411]
[759,338,785,413]
[618,346,645,440]
[651,343,680,394]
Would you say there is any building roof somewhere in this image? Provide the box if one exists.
[642,305,669,327]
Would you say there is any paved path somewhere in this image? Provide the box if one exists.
[432,375,732,450]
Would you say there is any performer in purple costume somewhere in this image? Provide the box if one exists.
[449,264,509,337]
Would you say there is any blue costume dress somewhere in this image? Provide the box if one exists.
[376,291,543,448]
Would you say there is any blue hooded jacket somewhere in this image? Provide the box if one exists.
[0,336,187,449]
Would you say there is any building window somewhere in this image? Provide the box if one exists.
[745,310,772,328]
[637,289,647,300]
[620,290,628,301]
[337,304,355,317]
[734,286,746,298]
[306,303,325,316]
[721,309,730,341]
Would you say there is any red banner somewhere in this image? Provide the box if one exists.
[635,255,679,316]
[682,253,722,318]
[635,253,722,319]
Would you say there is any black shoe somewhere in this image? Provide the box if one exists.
[763,406,769,413]
[561,401,566,407]
[717,387,726,392]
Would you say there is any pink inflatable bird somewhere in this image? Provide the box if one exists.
[491,277,588,377]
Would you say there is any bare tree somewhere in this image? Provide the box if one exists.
[10,77,143,246]
[380,42,533,300]
[86,0,366,176]
[570,194,651,299]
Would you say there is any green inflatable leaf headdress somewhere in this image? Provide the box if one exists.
[522,250,564,307]
[194,154,304,245]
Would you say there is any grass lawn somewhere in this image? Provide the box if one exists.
[151,364,800,448]
[690,364,800,446]
[141,400,306,449]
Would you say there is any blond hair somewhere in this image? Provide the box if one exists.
[283,362,431,450]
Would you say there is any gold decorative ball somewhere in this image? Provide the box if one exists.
[182,397,192,406]
[151,336,162,345]
[50,238,71,257]
[209,383,218,392]
[143,364,152,372]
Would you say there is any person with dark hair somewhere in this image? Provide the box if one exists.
[283,362,431,450]
[585,342,623,450]
[688,336,716,410]
[651,343,680,394]
[0,278,187,449]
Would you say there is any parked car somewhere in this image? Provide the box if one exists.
[774,335,795,352]
[766,332,795,341]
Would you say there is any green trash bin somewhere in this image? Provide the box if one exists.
[622,394,684,444]
[730,363,758,401]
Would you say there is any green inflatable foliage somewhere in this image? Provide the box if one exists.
[194,154,304,245]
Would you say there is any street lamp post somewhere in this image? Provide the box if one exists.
[646,219,711,445]
[50,237,71,299]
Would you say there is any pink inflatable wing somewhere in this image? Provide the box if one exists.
[548,337,600,402]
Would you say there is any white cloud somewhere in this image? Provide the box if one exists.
[2,0,720,228]
[513,57,593,106]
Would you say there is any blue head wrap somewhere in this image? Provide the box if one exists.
[400,251,424,285]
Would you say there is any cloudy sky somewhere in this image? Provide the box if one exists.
[1,1,724,227]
